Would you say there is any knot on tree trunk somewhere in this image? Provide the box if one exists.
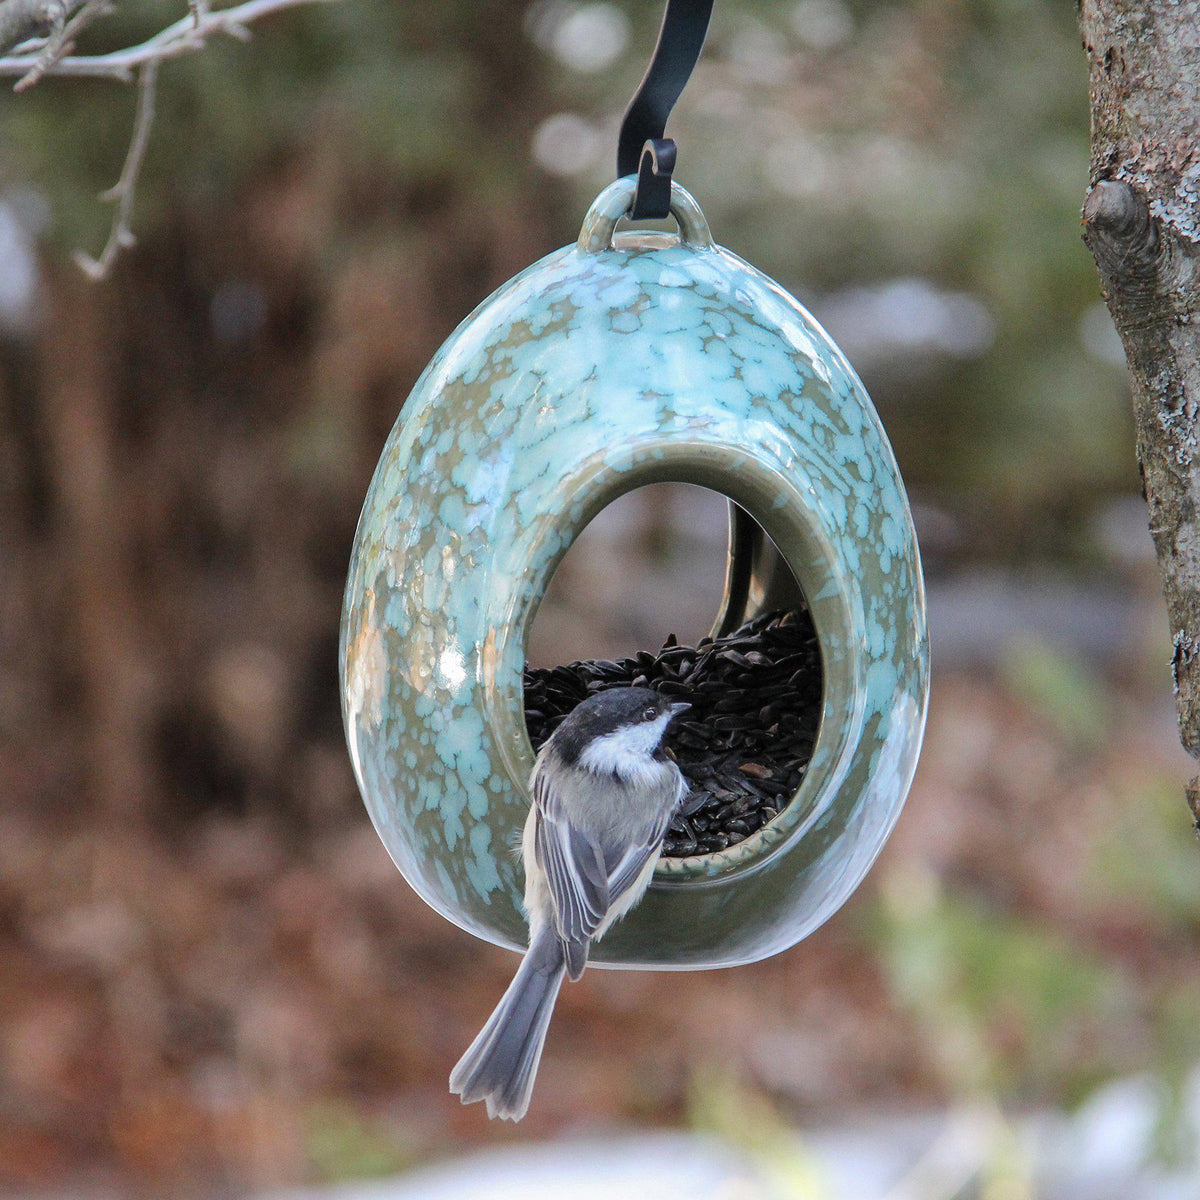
[1083,180,1156,253]
[1083,178,1198,328]
[1082,180,1163,308]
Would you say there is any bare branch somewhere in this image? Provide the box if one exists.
[14,0,66,86]
[2,0,340,278]
[73,58,158,281]
[0,0,339,83]
[13,0,112,91]
[0,0,88,54]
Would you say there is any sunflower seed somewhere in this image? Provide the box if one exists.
[524,608,822,859]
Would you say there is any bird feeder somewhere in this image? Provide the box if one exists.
[340,174,928,969]
[339,1,928,970]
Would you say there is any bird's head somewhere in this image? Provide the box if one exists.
[549,686,690,777]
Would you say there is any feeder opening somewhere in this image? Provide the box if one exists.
[523,484,824,860]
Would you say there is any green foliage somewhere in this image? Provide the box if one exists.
[1146,983,1200,1170]
[304,1099,413,1183]
[1086,775,1200,932]
[873,787,1199,1166]
[1001,635,1113,751]
[1084,775,1200,1168]
[871,865,1128,1099]
[687,1064,834,1200]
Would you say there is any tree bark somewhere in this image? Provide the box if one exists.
[1078,1,1200,825]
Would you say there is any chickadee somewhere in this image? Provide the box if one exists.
[449,686,691,1121]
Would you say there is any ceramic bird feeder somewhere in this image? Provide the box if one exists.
[340,0,928,970]
[340,172,929,969]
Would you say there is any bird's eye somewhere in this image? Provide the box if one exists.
[642,705,658,721]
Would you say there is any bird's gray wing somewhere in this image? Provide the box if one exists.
[532,768,609,970]
[603,770,688,897]
[604,821,671,898]
[532,762,686,980]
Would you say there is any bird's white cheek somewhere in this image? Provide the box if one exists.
[577,719,667,775]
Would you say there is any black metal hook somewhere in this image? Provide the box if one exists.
[617,0,715,221]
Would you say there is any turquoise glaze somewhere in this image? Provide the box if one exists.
[340,178,929,969]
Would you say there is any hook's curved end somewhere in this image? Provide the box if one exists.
[630,138,677,220]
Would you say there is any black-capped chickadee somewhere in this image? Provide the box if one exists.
[449,686,691,1121]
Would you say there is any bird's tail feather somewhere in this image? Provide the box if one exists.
[449,927,565,1121]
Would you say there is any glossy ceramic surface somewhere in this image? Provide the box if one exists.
[340,178,929,969]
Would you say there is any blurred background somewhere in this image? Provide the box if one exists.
[2,1,1198,1197]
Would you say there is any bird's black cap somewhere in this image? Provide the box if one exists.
[547,687,688,765]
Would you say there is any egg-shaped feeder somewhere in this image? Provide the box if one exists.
[340,177,929,969]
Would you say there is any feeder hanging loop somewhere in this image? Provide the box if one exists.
[617,0,715,221]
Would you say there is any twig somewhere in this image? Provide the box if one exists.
[73,59,158,281]
[13,0,66,89]
[2,0,339,279]
[0,0,88,54]
[14,0,112,92]
[0,0,339,83]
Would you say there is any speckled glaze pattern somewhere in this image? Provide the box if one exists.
[340,178,929,969]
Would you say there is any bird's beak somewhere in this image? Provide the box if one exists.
[669,702,692,718]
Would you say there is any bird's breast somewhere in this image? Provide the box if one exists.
[568,760,680,837]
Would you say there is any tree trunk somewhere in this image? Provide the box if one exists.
[1078,1,1200,826]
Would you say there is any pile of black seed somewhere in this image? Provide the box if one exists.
[524,608,822,858]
